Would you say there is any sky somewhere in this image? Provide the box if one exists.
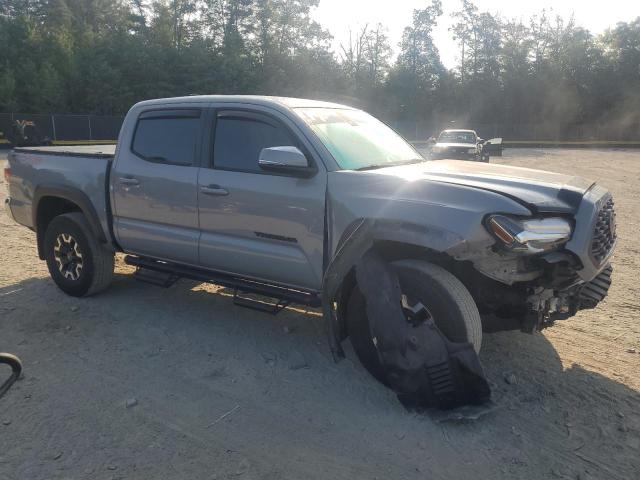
[312,0,640,69]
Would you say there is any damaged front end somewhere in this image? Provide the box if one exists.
[321,168,616,410]
[456,244,614,333]
[321,219,491,410]
[522,263,613,332]
[463,189,617,333]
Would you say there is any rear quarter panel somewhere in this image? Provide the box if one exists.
[7,150,111,239]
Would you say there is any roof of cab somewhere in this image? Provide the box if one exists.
[440,129,477,134]
[132,95,354,111]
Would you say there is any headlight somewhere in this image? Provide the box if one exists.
[467,148,476,154]
[486,215,572,253]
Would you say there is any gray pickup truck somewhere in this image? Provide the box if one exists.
[4,96,616,407]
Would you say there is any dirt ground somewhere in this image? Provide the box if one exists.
[1,148,639,480]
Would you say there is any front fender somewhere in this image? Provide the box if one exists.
[321,218,467,361]
[323,171,533,359]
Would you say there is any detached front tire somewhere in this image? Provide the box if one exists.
[347,260,482,386]
[44,212,114,297]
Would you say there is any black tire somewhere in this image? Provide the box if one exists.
[347,260,482,385]
[43,212,114,297]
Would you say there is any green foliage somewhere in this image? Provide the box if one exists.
[444,4,640,139]
[0,0,638,140]
[0,68,18,111]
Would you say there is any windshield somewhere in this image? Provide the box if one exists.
[438,131,476,143]
[295,107,423,170]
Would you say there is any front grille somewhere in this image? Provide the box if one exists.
[591,197,616,263]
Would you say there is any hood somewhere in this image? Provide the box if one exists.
[367,160,594,213]
[434,142,476,149]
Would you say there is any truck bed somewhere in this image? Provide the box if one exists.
[14,145,116,158]
[7,145,114,237]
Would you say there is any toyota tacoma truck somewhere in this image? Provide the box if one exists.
[4,96,616,407]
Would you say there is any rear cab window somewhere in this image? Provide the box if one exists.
[131,109,201,166]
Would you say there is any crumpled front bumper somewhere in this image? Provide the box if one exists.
[575,264,613,310]
[524,263,613,331]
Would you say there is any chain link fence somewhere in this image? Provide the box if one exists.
[2,112,638,147]
[0,113,124,146]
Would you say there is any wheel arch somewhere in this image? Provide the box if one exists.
[323,218,467,360]
[33,185,107,260]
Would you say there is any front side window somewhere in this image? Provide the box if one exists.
[132,113,200,165]
[213,115,296,173]
[295,107,423,171]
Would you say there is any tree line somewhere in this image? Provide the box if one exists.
[1,0,639,139]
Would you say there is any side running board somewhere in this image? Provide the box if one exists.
[124,255,321,311]
[233,289,291,315]
[134,267,180,288]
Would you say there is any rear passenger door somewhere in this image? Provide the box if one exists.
[197,108,326,290]
[111,107,203,265]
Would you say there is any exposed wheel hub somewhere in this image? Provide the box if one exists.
[401,294,432,326]
[54,233,83,280]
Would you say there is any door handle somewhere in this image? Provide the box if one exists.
[119,176,140,186]
[200,185,229,196]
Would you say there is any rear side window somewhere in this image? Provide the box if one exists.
[132,111,200,165]
[213,115,296,173]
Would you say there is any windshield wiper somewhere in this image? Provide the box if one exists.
[355,158,425,171]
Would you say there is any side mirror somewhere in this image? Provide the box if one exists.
[259,146,314,177]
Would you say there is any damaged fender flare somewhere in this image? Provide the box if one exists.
[321,218,466,361]
[354,250,490,409]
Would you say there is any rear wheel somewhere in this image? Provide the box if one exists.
[347,260,482,385]
[44,213,114,297]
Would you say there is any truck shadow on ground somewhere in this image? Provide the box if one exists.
[1,273,639,479]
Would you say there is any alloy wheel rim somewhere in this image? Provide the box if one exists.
[54,233,84,281]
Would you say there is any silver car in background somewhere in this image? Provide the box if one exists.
[431,129,502,162]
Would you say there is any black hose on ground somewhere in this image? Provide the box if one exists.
[0,353,22,399]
